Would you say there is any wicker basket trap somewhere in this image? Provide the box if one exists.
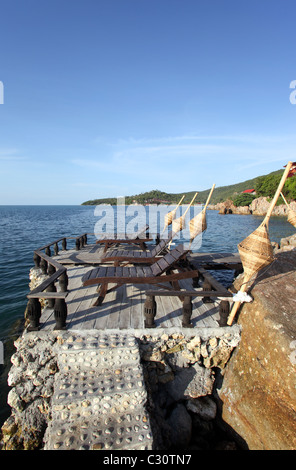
[238,222,274,280]
[287,209,296,228]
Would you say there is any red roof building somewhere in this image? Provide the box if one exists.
[242,189,256,194]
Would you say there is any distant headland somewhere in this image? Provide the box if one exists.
[81,168,296,210]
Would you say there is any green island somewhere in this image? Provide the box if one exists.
[81,168,296,206]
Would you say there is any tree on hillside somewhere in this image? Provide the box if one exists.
[233,193,256,207]
[255,172,296,202]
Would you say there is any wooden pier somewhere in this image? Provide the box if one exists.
[8,234,243,451]
[26,234,241,333]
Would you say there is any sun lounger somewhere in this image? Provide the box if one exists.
[82,245,199,306]
[101,231,177,265]
[95,224,152,252]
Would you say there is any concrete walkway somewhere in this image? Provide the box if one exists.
[43,332,153,450]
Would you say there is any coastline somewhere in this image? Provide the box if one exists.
[208,196,296,216]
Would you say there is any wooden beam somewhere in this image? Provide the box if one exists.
[145,290,233,299]
[27,292,68,299]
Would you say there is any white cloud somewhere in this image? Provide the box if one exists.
[69,132,296,194]
[0,149,24,160]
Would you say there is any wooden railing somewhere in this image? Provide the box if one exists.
[144,266,233,328]
[26,233,88,331]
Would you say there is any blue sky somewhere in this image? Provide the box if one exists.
[0,0,296,204]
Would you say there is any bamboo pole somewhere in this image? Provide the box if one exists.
[203,183,216,211]
[280,192,289,207]
[281,192,296,228]
[227,161,293,325]
[264,162,293,225]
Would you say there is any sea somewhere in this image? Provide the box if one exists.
[0,204,295,427]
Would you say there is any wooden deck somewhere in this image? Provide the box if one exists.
[39,265,221,331]
[35,243,240,332]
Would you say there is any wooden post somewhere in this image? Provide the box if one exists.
[33,252,41,268]
[45,246,51,257]
[46,282,56,308]
[202,279,213,303]
[75,238,80,250]
[182,296,193,327]
[48,264,56,276]
[54,298,67,330]
[62,238,67,250]
[192,271,201,288]
[59,271,68,292]
[144,295,157,328]
[26,298,41,331]
[40,258,48,274]
[54,242,59,256]
[219,300,230,326]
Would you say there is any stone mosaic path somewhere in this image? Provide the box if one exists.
[43,332,153,450]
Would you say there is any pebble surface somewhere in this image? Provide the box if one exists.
[43,332,153,450]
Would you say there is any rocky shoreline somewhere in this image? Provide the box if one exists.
[209,196,296,216]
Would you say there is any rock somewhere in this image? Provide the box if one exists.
[216,199,237,215]
[210,196,296,217]
[219,250,296,450]
[166,403,192,448]
[186,396,217,421]
[248,197,296,216]
[1,333,58,450]
[249,197,271,215]
[157,363,174,384]
[29,268,49,309]
[279,233,296,251]
[164,363,214,401]
[7,389,25,412]
[203,338,235,369]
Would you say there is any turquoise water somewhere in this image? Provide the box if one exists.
[0,205,295,426]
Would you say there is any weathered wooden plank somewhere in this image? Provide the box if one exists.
[106,285,126,329]
[156,257,170,272]
[129,266,137,277]
[90,283,117,330]
[63,267,99,329]
[151,263,161,276]
[145,290,232,298]
[39,307,55,330]
[97,266,108,277]
[118,285,134,329]
[158,294,181,328]
[161,253,175,266]
[115,266,123,277]
[68,284,101,329]
[130,285,144,329]
[84,267,100,281]
[192,297,219,327]
[107,266,116,277]
[28,292,68,299]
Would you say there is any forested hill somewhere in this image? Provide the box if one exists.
[81,168,296,205]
